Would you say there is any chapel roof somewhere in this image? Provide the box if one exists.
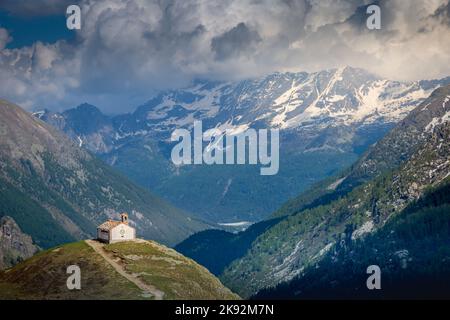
[97,220,122,231]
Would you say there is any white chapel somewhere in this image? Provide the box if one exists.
[97,213,136,243]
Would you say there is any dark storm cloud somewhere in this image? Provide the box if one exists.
[431,1,450,25]
[77,0,208,100]
[211,23,261,60]
[0,0,449,113]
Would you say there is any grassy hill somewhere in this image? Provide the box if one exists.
[0,239,239,300]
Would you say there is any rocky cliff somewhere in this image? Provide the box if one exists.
[0,216,38,270]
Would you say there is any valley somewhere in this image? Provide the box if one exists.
[1,0,450,306]
[177,84,450,299]
[2,68,450,300]
[35,67,450,223]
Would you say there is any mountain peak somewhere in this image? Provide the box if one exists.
[70,103,104,115]
[62,103,110,135]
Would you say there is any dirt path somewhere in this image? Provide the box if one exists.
[85,239,165,300]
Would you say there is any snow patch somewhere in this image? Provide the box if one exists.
[217,221,252,227]
[32,110,45,119]
[327,177,345,190]
[425,111,450,132]
[443,96,450,109]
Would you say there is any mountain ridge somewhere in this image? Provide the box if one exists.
[0,99,208,248]
[176,84,450,298]
[255,179,450,299]
[219,84,450,297]
[34,67,450,222]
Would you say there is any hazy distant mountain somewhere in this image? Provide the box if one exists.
[0,99,207,249]
[35,67,450,223]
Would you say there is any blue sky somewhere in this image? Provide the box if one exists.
[0,9,74,48]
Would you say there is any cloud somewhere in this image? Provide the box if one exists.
[0,28,11,50]
[211,22,261,60]
[0,0,449,113]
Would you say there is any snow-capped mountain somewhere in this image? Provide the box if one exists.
[220,84,450,299]
[114,67,443,139]
[35,67,450,223]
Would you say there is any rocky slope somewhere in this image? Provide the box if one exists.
[0,240,239,300]
[36,67,450,222]
[255,180,450,299]
[218,85,450,297]
[272,84,450,219]
[0,216,38,270]
[0,99,207,248]
[177,85,450,283]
